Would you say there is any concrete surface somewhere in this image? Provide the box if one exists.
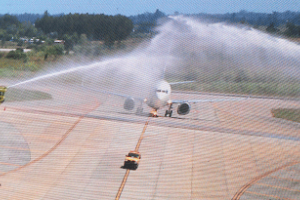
[0,83,299,199]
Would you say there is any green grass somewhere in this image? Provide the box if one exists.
[170,81,300,97]
[0,40,300,98]
[271,108,300,123]
[5,88,52,102]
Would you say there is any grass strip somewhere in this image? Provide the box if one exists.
[5,88,52,102]
[271,108,300,123]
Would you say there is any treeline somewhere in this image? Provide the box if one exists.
[35,11,133,46]
[285,22,300,37]
[0,14,20,29]
[0,14,39,41]
[193,10,300,26]
[0,13,44,24]
[129,9,165,24]
[129,9,166,34]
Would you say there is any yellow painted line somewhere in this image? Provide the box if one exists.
[244,191,294,200]
[135,119,150,151]
[232,161,300,200]
[0,101,101,177]
[0,162,22,167]
[0,145,44,153]
[285,168,300,173]
[256,183,300,193]
[0,114,74,127]
[115,169,130,200]
[270,175,300,183]
[115,117,150,200]
[21,133,62,140]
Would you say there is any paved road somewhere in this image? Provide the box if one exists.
[0,83,299,199]
[0,49,31,53]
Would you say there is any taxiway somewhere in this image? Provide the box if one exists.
[0,83,299,199]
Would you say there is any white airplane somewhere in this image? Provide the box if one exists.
[102,80,243,117]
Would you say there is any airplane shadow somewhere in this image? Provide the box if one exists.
[108,110,222,123]
[117,111,153,117]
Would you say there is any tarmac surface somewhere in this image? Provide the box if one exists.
[0,82,299,199]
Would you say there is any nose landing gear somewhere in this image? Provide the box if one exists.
[165,103,173,117]
[165,110,173,117]
[136,107,143,115]
[135,100,143,115]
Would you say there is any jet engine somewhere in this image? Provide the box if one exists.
[177,103,190,115]
[124,98,135,110]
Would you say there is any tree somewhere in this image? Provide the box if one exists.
[21,21,38,37]
[45,44,64,57]
[266,22,277,33]
[114,15,133,42]
[0,14,20,29]
[35,12,133,45]
[6,24,18,35]
[62,34,73,54]
[284,22,300,37]
[78,34,88,45]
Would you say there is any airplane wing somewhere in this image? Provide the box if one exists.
[171,97,245,104]
[85,87,145,101]
[169,81,195,85]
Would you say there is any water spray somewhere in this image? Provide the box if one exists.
[7,60,113,88]
[4,15,300,99]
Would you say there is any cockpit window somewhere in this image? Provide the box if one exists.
[128,153,139,158]
[156,90,169,94]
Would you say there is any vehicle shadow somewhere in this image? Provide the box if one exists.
[120,165,137,170]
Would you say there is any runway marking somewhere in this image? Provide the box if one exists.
[115,117,150,200]
[232,161,300,200]
[115,169,130,200]
[21,133,63,140]
[0,162,22,167]
[214,101,300,133]
[244,191,294,200]
[135,120,149,151]
[256,183,300,193]
[0,101,101,177]
[0,145,44,153]
[284,168,300,173]
[0,117,84,177]
[270,175,300,183]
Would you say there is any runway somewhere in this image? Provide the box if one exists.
[0,83,299,199]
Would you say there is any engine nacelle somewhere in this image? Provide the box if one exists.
[124,98,135,110]
[177,103,191,115]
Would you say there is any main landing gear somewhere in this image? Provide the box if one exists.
[136,101,143,115]
[136,107,143,115]
[165,103,173,117]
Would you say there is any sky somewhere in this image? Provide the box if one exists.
[1,0,300,16]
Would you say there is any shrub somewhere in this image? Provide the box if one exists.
[6,50,27,60]
[23,62,39,71]
[46,44,64,56]
[0,52,5,58]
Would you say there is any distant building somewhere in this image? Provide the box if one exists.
[54,40,65,45]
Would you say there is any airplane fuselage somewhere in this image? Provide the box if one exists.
[119,79,240,117]
[146,80,171,110]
